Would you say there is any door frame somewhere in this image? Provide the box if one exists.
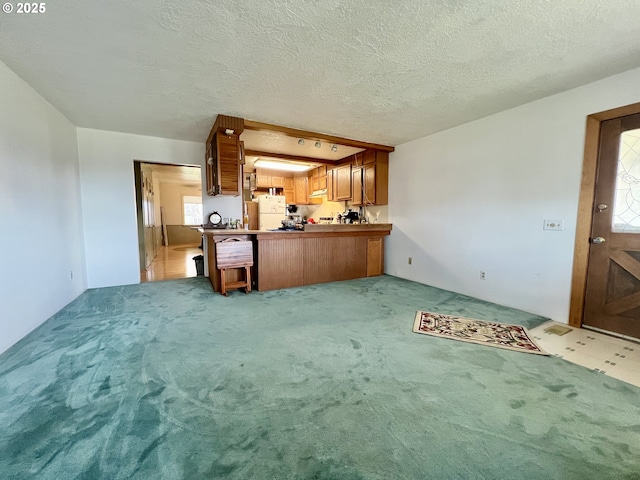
[569,101,640,327]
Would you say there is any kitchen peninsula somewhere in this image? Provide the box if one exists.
[202,224,392,293]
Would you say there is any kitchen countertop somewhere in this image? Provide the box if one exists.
[199,223,392,235]
[302,223,392,233]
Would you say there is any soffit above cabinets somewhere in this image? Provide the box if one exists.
[241,129,364,162]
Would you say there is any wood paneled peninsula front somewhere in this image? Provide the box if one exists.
[201,224,392,293]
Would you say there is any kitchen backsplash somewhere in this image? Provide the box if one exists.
[360,204,388,223]
[295,201,342,222]
[296,201,388,223]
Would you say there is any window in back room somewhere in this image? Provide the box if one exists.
[183,195,203,226]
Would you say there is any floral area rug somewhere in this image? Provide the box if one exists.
[413,311,548,355]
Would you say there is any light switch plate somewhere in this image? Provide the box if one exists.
[544,219,564,231]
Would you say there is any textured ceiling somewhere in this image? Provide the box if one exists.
[149,164,201,187]
[1,1,640,146]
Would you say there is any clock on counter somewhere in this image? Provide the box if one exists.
[205,211,227,229]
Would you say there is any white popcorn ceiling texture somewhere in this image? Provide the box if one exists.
[1,0,639,145]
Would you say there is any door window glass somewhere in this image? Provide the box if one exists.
[613,128,640,233]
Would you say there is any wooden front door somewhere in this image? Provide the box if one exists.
[583,113,640,338]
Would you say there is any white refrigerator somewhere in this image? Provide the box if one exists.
[257,195,286,230]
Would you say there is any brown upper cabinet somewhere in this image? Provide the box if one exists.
[256,174,285,188]
[255,174,271,188]
[206,115,394,201]
[311,165,328,191]
[284,176,294,203]
[294,176,309,204]
[292,173,322,205]
[350,150,388,206]
[352,166,363,205]
[326,169,335,201]
[334,163,352,201]
[363,149,377,165]
[206,115,244,196]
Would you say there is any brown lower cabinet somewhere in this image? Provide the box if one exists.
[202,226,392,293]
[256,230,390,291]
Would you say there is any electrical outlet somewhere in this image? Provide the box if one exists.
[408,257,412,265]
[480,271,486,280]
[543,219,564,231]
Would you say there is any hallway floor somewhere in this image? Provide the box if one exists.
[141,243,202,282]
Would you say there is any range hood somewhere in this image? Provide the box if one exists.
[309,188,327,198]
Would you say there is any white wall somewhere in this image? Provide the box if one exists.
[388,67,640,322]
[0,60,86,354]
[159,183,202,224]
[77,129,242,288]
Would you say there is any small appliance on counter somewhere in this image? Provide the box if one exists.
[279,213,304,230]
[342,209,360,224]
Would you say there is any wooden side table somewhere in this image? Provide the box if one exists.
[215,237,254,296]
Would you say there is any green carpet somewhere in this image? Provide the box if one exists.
[0,275,638,479]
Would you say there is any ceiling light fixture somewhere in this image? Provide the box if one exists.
[315,141,321,148]
[331,144,338,152]
[298,138,305,145]
[254,159,314,172]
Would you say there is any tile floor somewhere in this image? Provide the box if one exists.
[530,321,640,388]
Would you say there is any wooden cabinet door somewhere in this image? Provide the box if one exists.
[352,167,363,206]
[216,134,241,195]
[311,173,327,191]
[366,238,384,276]
[313,165,327,178]
[363,150,376,165]
[284,177,294,189]
[309,172,322,204]
[256,174,271,188]
[205,139,215,195]
[317,172,327,189]
[335,164,352,201]
[326,170,335,201]
[373,155,388,205]
[284,189,295,204]
[294,176,308,204]
[364,164,376,204]
[271,176,285,187]
[284,176,295,203]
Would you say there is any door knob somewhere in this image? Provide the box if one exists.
[597,203,608,212]
[592,237,606,244]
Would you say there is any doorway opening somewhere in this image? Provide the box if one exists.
[133,161,203,282]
